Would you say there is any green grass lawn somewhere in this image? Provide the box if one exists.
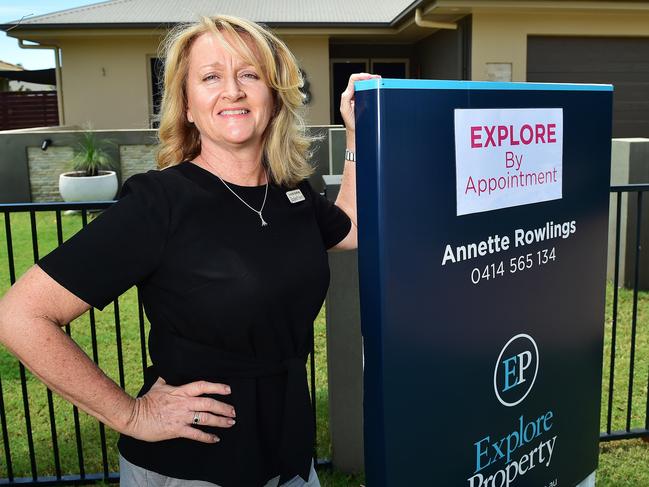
[0,210,648,486]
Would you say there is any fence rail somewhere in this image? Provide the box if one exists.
[0,184,648,484]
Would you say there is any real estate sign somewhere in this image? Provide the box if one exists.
[355,79,612,487]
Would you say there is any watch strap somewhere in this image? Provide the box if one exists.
[344,148,356,162]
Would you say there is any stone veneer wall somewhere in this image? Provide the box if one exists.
[2,127,333,203]
[26,144,157,202]
[27,146,74,202]
[119,145,157,182]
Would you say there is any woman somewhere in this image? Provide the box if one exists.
[0,14,377,487]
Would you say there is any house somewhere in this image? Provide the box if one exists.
[0,60,22,91]
[1,0,649,136]
[0,60,56,92]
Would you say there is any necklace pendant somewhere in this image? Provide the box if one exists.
[212,164,270,228]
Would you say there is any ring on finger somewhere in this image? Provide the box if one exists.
[192,411,200,425]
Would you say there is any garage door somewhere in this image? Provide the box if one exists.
[528,36,649,137]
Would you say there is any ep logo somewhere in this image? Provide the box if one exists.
[493,334,539,407]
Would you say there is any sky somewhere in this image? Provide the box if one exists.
[0,0,96,70]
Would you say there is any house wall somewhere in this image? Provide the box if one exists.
[283,36,330,125]
[471,10,649,82]
[59,36,159,129]
[58,34,331,129]
[414,28,464,80]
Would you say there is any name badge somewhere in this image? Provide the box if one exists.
[286,189,305,203]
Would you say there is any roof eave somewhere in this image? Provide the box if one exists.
[390,0,426,26]
[0,20,405,33]
[0,0,434,33]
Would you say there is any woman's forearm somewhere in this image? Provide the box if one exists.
[335,72,379,243]
[0,292,135,435]
[0,265,234,445]
[335,130,358,230]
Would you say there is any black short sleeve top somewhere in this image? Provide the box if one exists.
[36,161,352,487]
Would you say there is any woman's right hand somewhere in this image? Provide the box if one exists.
[124,377,236,443]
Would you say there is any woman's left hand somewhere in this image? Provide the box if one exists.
[339,73,381,134]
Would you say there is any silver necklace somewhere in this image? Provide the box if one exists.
[213,167,270,227]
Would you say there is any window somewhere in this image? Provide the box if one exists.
[330,58,408,125]
[149,57,164,128]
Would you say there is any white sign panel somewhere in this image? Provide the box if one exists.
[454,108,563,216]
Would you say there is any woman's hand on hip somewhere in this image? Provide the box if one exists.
[339,73,380,134]
[124,377,236,443]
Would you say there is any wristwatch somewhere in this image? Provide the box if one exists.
[344,148,356,162]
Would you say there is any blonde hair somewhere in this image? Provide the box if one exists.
[156,15,314,186]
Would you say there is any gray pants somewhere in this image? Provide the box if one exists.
[119,453,321,487]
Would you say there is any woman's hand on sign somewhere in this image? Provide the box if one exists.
[340,73,380,134]
[125,377,236,443]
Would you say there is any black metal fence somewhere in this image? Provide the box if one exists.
[0,202,323,485]
[1,203,117,486]
[1,184,648,484]
[601,185,649,442]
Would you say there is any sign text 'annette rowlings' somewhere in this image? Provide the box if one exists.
[454,108,563,216]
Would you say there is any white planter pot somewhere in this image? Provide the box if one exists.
[59,170,119,202]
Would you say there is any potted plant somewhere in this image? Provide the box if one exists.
[58,129,119,202]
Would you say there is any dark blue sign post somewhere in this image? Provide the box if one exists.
[355,80,612,487]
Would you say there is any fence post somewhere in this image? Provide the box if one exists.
[323,175,365,474]
[608,138,649,289]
